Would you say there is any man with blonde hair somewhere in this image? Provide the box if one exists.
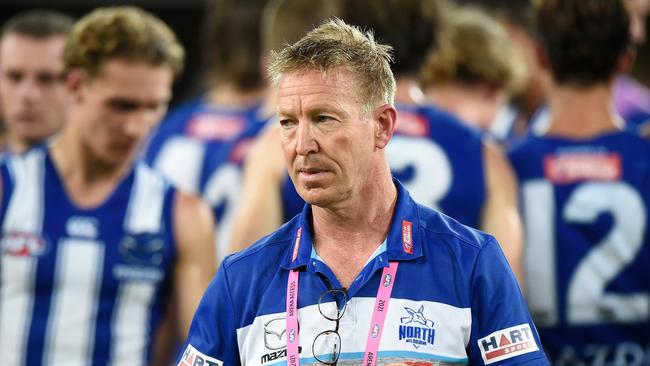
[231,0,526,288]
[0,6,215,365]
[179,19,547,366]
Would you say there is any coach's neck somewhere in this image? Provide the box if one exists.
[311,161,397,288]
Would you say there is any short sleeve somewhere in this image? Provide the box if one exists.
[467,238,549,365]
[176,262,240,366]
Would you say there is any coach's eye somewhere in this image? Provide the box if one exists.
[279,118,296,128]
[315,115,335,123]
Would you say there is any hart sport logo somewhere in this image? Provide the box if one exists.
[478,323,539,364]
[398,305,435,348]
[177,344,223,366]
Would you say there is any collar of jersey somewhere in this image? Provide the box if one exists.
[281,178,423,271]
[310,240,387,266]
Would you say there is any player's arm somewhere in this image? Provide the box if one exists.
[229,123,286,253]
[480,141,525,288]
[176,262,240,365]
[0,166,3,211]
[150,302,178,366]
[172,192,217,337]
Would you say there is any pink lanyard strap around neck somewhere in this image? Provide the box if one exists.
[363,260,398,365]
[285,227,399,366]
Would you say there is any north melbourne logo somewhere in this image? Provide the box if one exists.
[399,305,435,348]
[478,323,539,364]
[119,234,165,266]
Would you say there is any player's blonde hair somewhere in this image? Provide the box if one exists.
[268,18,396,115]
[421,6,527,96]
[63,6,184,79]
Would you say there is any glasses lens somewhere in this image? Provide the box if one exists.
[313,330,341,364]
[318,289,347,321]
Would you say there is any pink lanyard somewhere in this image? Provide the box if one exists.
[286,228,399,366]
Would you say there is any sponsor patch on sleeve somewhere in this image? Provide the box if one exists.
[177,344,223,366]
[477,323,539,364]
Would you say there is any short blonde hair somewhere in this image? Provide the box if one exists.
[63,6,184,79]
[421,7,527,96]
[268,18,396,115]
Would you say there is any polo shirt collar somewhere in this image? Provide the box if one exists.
[384,178,423,261]
[280,206,316,270]
[281,178,423,270]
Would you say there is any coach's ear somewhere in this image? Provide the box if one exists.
[374,104,397,149]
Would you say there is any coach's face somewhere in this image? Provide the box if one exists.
[277,67,392,209]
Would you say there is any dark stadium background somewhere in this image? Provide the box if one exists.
[1,0,649,108]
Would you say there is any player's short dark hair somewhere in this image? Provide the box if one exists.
[456,0,538,38]
[342,0,445,76]
[201,0,266,91]
[1,9,74,39]
[262,0,342,55]
[535,0,631,87]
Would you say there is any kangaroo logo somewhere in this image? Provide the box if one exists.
[399,305,435,348]
[119,234,165,266]
[401,305,434,327]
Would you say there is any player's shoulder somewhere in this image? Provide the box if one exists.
[0,145,47,206]
[506,132,549,165]
[509,129,650,155]
[415,201,496,254]
[129,161,181,209]
[221,214,300,274]
[143,98,205,158]
[612,128,650,148]
[152,98,205,138]
[0,143,47,172]
[162,98,205,123]
[418,103,484,140]
[133,160,173,187]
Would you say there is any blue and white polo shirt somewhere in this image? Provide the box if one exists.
[178,180,549,366]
